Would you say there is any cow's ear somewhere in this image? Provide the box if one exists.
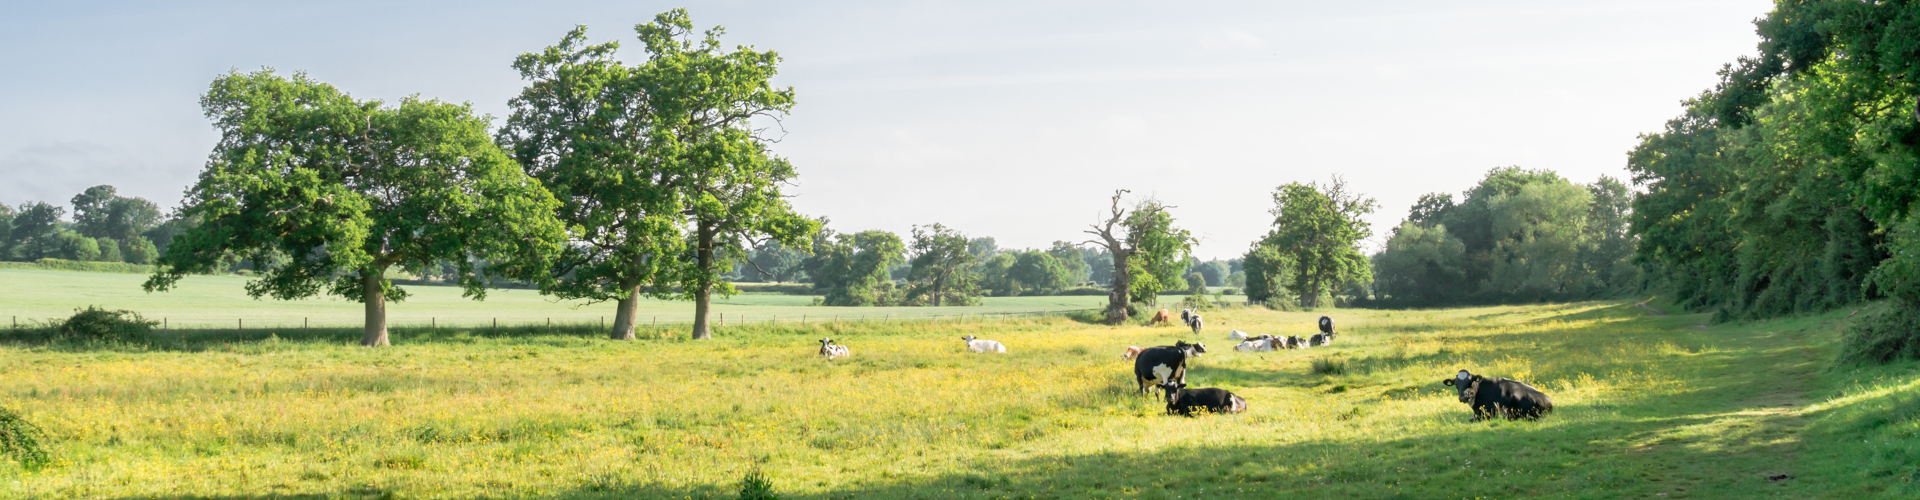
[1443,379,1455,386]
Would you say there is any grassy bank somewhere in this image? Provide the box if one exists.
[0,299,1914,498]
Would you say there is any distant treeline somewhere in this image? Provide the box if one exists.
[0,185,189,267]
[1359,168,1639,308]
[726,221,1242,305]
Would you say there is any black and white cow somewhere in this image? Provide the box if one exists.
[1181,309,1192,325]
[1309,331,1336,347]
[1133,341,1207,394]
[818,338,850,360]
[1187,313,1204,334]
[1318,315,1335,335]
[1442,370,1554,421]
[1283,335,1304,349]
[1160,381,1247,416]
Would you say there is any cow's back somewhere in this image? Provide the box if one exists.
[1133,346,1189,382]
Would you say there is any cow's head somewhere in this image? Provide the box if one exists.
[1159,380,1186,402]
[1442,370,1481,403]
[961,335,976,342]
[1182,341,1208,356]
[819,338,834,347]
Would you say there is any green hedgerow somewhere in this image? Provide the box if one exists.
[58,306,157,343]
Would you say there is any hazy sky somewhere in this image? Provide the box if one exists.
[0,0,1773,259]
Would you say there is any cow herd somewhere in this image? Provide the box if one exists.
[818,313,1554,422]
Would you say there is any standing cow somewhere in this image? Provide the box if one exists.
[1187,314,1204,334]
[1133,341,1207,394]
[1443,369,1554,421]
[1318,315,1335,335]
[1150,309,1174,325]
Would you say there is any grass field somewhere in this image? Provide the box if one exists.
[0,269,1109,330]
[3,277,1920,498]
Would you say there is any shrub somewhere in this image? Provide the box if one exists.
[1310,356,1347,375]
[58,306,157,343]
[1839,304,1920,364]
[737,468,779,500]
[0,407,49,470]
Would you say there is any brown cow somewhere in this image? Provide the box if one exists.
[1150,309,1174,325]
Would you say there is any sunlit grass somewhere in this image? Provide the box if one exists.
[0,291,1914,498]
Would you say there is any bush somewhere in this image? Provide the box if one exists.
[0,407,49,470]
[1839,304,1920,364]
[58,306,157,343]
[1310,356,1347,375]
[737,469,779,500]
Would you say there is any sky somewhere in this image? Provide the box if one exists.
[0,0,1775,260]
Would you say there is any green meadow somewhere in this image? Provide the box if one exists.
[2,269,1919,498]
[0,269,1107,330]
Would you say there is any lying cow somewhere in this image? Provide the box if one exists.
[1443,370,1554,421]
[1309,331,1337,347]
[1120,345,1144,360]
[1133,341,1207,394]
[1233,336,1276,352]
[818,338,850,360]
[1229,329,1248,341]
[1160,381,1247,416]
[960,335,1007,353]
[1150,309,1174,325]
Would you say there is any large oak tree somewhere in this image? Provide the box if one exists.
[636,10,817,339]
[499,26,685,340]
[145,70,566,346]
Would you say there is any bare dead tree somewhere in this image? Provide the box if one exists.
[1084,190,1137,324]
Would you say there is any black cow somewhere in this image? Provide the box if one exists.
[1442,370,1554,421]
[1318,315,1335,335]
[1160,381,1247,416]
[1133,341,1207,394]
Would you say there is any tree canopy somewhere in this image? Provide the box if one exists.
[1252,177,1375,307]
[145,70,566,347]
[906,223,978,306]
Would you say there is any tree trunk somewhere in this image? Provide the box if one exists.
[360,268,389,347]
[932,276,944,307]
[1106,251,1132,324]
[691,223,716,340]
[610,285,640,340]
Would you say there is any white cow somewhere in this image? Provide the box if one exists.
[961,335,1007,353]
[1233,337,1277,352]
[1229,330,1249,341]
[818,338,850,360]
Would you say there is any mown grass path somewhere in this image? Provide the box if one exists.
[0,298,1915,499]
